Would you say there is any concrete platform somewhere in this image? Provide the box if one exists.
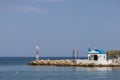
[29,59,120,67]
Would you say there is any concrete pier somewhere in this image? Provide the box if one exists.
[29,59,120,67]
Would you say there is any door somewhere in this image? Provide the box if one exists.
[94,55,98,60]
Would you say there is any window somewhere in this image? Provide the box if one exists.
[104,55,106,59]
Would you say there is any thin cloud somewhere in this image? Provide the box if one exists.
[0,5,47,13]
[26,0,64,3]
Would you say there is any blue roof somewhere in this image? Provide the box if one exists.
[88,48,106,54]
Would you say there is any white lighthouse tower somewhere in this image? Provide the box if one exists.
[36,44,39,60]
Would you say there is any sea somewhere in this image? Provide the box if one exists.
[0,57,120,80]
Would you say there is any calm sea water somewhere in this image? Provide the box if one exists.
[0,57,120,80]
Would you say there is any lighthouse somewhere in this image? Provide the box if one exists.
[36,44,39,60]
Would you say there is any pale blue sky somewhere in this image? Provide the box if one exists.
[0,0,120,57]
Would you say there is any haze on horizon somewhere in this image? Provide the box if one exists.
[0,0,120,57]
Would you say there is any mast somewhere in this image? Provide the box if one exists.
[77,49,79,59]
[36,44,39,60]
[72,48,77,63]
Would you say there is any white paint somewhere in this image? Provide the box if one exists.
[88,54,108,64]
[36,54,39,60]
[88,50,99,54]
[36,45,39,50]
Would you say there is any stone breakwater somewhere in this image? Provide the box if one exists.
[29,60,74,66]
[29,60,120,67]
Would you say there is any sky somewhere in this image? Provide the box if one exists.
[0,0,120,57]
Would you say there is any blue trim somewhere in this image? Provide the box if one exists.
[88,48,106,54]
[95,49,106,54]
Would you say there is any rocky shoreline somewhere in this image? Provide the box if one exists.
[29,60,120,67]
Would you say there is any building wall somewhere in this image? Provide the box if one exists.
[98,54,107,64]
[88,54,108,64]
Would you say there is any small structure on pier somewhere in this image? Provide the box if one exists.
[72,48,79,63]
[36,44,39,60]
[76,48,113,65]
[88,48,107,64]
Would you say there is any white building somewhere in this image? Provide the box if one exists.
[88,48,109,65]
[76,48,112,65]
